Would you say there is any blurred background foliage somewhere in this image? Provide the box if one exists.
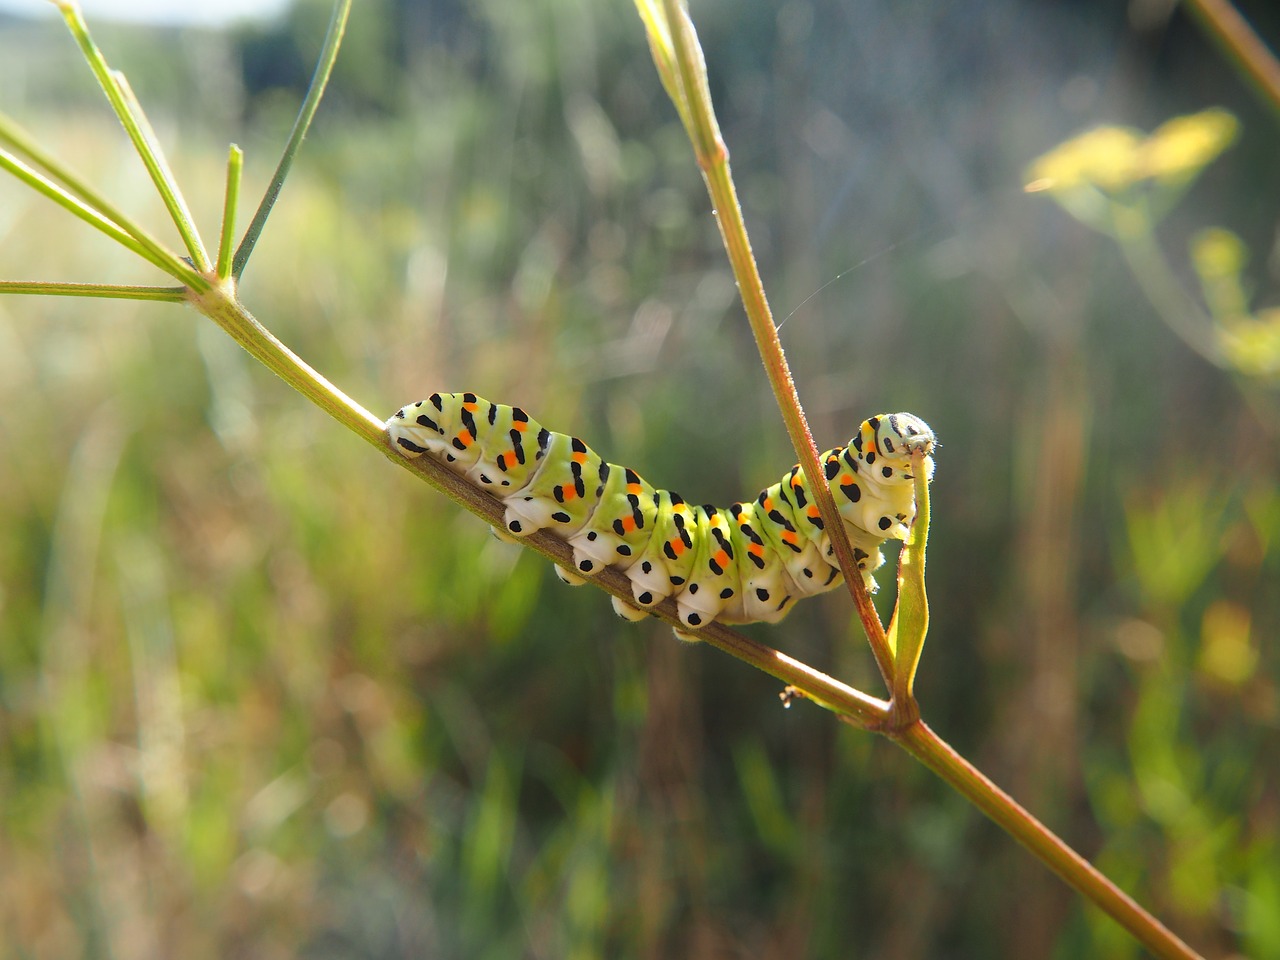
[1,0,1278,957]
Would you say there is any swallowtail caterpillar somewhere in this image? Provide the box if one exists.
[387,392,934,632]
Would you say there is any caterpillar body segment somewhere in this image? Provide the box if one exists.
[751,478,836,599]
[564,464,659,578]
[669,505,737,629]
[387,392,935,631]
[602,489,697,612]
[729,499,799,624]
[503,430,605,538]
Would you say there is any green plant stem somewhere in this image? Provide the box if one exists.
[1115,221,1224,365]
[0,281,185,301]
[0,146,205,288]
[0,127,204,289]
[893,721,1204,960]
[217,146,243,280]
[188,284,384,447]
[111,71,211,271]
[0,112,145,230]
[56,2,210,273]
[1184,0,1280,117]
[9,1,882,731]
[658,0,898,694]
[232,0,352,279]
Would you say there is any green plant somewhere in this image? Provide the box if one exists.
[1025,107,1280,379]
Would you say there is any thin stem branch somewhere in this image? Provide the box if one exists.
[1115,221,1225,365]
[0,146,203,286]
[638,5,1207,958]
[232,0,352,279]
[217,146,243,281]
[55,2,211,274]
[0,281,186,301]
[1184,0,1280,117]
[110,71,211,271]
[657,0,898,692]
[0,113,130,222]
[0,113,205,289]
[187,285,383,445]
[892,722,1204,960]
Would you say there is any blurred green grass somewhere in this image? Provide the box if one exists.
[2,0,1279,957]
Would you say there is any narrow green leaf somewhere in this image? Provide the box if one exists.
[632,0,684,123]
[0,281,186,301]
[218,145,244,281]
[887,450,931,705]
[233,0,353,279]
[662,0,721,162]
[111,71,212,271]
[0,111,126,217]
[55,2,212,275]
[0,146,202,286]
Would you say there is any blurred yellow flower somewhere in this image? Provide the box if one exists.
[1025,108,1237,196]
[1190,227,1246,281]
[1025,125,1143,193]
[1190,227,1280,375]
[1144,109,1238,182]
[1217,309,1280,377]
[1192,227,1251,321]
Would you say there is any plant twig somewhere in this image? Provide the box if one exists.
[55,2,211,273]
[0,146,203,286]
[652,0,899,693]
[638,3,1208,957]
[893,721,1204,960]
[232,0,352,279]
[111,71,211,271]
[1184,0,1280,117]
[0,281,185,301]
[217,146,244,281]
[0,112,146,230]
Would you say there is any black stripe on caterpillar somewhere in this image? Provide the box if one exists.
[387,392,935,631]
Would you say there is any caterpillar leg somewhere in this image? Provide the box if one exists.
[671,627,703,643]
[668,506,740,631]
[611,596,650,621]
[555,564,587,586]
[605,555,672,612]
[489,525,519,544]
[674,598,720,631]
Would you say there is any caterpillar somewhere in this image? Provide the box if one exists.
[386,392,935,632]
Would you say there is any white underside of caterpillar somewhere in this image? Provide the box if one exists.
[387,392,935,634]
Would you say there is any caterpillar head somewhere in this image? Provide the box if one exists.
[861,413,936,482]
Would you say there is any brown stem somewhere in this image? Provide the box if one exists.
[661,0,899,692]
[890,721,1206,960]
[1184,0,1280,116]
